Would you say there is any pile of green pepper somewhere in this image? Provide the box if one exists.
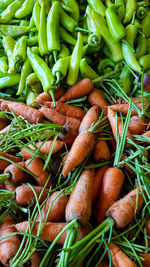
[0,0,150,103]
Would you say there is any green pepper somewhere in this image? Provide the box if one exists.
[147,37,150,53]
[123,0,137,24]
[20,20,29,26]
[16,57,32,95]
[15,0,35,19]
[0,25,29,37]
[26,90,37,106]
[86,5,102,47]
[97,58,115,74]
[139,54,150,70]
[52,56,71,84]
[59,6,77,33]
[106,3,126,41]
[87,0,106,17]
[125,13,139,47]
[122,40,142,73]
[27,35,38,47]
[58,44,70,59]
[39,0,50,15]
[136,35,147,59]
[119,65,133,94]
[0,0,23,23]
[32,0,40,31]
[0,0,14,10]
[0,56,8,73]
[13,35,28,72]
[47,1,60,61]
[141,11,150,37]
[60,26,76,45]
[137,6,148,19]
[61,0,79,21]
[0,73,20,89]
[26,72,39,87]
[2,35,15,74]
[38,2,48,56]
[115,0,125,21]
[27,47,55,100]
[67,32,83,86]
[0,71,8,78]
[80,58,99,79]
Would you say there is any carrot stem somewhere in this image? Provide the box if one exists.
[0,172,11,182]
[0,190,15,201]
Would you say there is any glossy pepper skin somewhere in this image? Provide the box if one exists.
[60,26,76,45]
[38,1,48,56]
[59,6,78,33]
[0,0,23,24]
[119,65,133,94]
[0,56,8,73]
[87,0,106,17]
[61,0,79,21]
[123,0,137,24]
[142,10,150,37]
[13,35,28,72]
[0,25,29,37]
[137,6,148,20]
[97,58,115,74]
[136,36,147,59]
[2,35,15,74]
[80,58,99,79]
[139,54,150,70]
[15,0,35,19]
[106,3,126,41]
[27,35,38,47]
[115,0,125,21]
[16,58,32,95]
[52,56,71,84]
[32,0,41,31]
[58,44,70,59]
[67,32,83,86]
[125,22,139,48]
[0,0,14,10]
[0,73,20,89]
[86,6,102,47]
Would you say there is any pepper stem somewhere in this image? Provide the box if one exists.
[0,173,11,182]
[75,27,91,33]
[0,191,15,202]
[49,90,56,108]
[53,51,57,63]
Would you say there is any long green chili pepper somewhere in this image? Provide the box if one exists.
[61,0,79,21]
[122,40,142,73]
[119,65,133,94]
[86,6,102,47]
[13,35,28,72]
[137,6,148,19]
[97,58,115,74]
[2,35,15,74]
[27,47,56,102]
[60,26,76,45]
[0,0,14,10]
[47,1,60,62]
[147,37,150,53]
[0,56,8,73]
[136,36,147,58]
[16,57,32,95]
[0,0,23,23]
[67,32,83,86]
[0,25,29,37]
[80,58,99,79]
[26,90,37,106]
[87,0,106,17]
[141,10,150,37]
[38,1,48,56]
[139,54,150,70]
[125,13,139,47]
[39,0,50,15]
[32,0,41,31]
[58,44,70,59]
[20,20,29,26]
[106,3,126,41]
[123,0,137,24]
[15,0,35,19]
[52,56,71,84]
[115,0,125,21]
[26,72,39,88]
[0,73,20,89]
[27,35,38,47]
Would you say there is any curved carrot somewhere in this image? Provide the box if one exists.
[0,152,21,170]
[0,125,11,138]
[62,131,95,176]
[128,116,147,135]
[0,215,21,266]
[78,105,99,133]
[142,130,150,137]
[65,169,94,225]
[88,90,108,113]
[96,167,124,224]
[139,253,150,267]
[59,78,94,102]
[29,252,42,267]
[93,140,110,162]
[40,107,81,132]
[59,125,77,146]
[106,188,144,228]
[36,191,68,222]
[92,165,109,203]
[25,157,52,187]
[5,183,17,192]
[0,117,8,130]
[35,88,64,104]
[3,162,29,185]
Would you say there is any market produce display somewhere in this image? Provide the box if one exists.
[0,0,150,266]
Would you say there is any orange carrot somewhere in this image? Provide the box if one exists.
[65,169,94,225]
[96,167,124,224]
[62,131,95,176]
[0,152,21,170]
[107,107,133,141]
[59,125,77,146]
[1,101,44,124]
[29,252,42,267]
[128,116,147,135]
[98,261,109,267]
[139,253,150,267]
[145,217,150,235]
[92,165,109,203]
[41,101,84,120]
[0,117,8,130]
[3,162,29,185]
[106,188,144,228]
[25,157,52,187]
[59,78,94,102]
[5,183,17,191]
[93,140,110,162]
[35,88,64,104]
[107,242,137,267]
[0,125,11,139]
[142,130,150,137]
[21,140,64,159]
[78,105,99,133]
[88,90,108,113]
[109,104,137,116]
[116,97,148,105]
[40,107,81,132]
[0,215,21,266]
[36,191,68,222]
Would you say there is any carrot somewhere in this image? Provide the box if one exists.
[88,90,108,113]
[1,101,44,124]
[25,157,52,187]
[0,117,8,130]
[35,88,64,104]
[29,252,42,267]
[36,191,68,222]
[40,107,81,132]
[139,253,150,267]
[0,215,21,266]
[59,125,77,146]
[92,165,109,203]
[145,217,150,235]
[21,140,64,159]
[106,188,145,228]
[0,151,21,170]
[65,169,94,225]
[128,116,147,135]
[59,78,94,102]
[109,104,137,116]
[93,140,110,162]
[107,242,137,267]
[3,162,29,185]
[78,105,99,133]
[96,167,124,223]
[98,261,108,267]
[107,107,133,141]
[5,183,17,191]
[62,131,95,176]
[41,101,84,120]
[142,130,150,137]
[116,97,149,105]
